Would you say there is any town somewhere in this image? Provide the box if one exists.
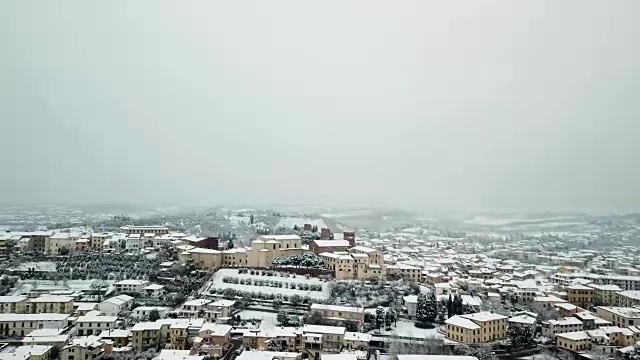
[1,208,640,360]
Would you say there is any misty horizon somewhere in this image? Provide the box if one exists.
[2,1,640,213]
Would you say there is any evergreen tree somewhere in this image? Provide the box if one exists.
[277,309,289,326]
[293,225,299,231]
[437,305,447,324]
[629,345,640,360]
[250,214,254,225]
[416,293,430,326]
[386,307,397,327]
[227,238,234,249]
[425,291,438,323]
[375,306,386,330]
[453,294,463,315]
[149,309,160,321]
[447,294,453,318]
[266,340,284,352]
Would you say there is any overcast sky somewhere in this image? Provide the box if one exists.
[1,1,639,213]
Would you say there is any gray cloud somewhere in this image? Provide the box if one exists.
[1,0,639,212]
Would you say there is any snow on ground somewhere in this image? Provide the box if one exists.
[370,320,443,339]
[7,261,57,272]
[14,279,116,295]
[277,218,329,231]
[208,269,330,299]
[237,310,278,330]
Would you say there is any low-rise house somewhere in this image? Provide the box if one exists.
[132,306,170,320]
[0,345,52,360]
[301,325,346,358]
[143,284,165,297]
[242,327,300,352]
[343,332,371,351]
[99,329,131,347]
[204,299,236,321]
[74,302,98,316]
[310,304,365,325]
[99,294,134,316]
[177,299,211,318]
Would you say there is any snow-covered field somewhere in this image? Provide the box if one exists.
[14,279,116,295]
[370,320,443,339]
[237,310,278,329]
[464,215,574,226]
[208,269,330,299]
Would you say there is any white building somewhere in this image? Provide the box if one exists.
[99,295,134,316]
[132,306,170,319]
[114,280,150,294]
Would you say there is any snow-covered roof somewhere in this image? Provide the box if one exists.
[445,315,481,330]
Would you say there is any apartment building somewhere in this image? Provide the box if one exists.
[114,280,150,293]
[197,323,232,356]
[204,299,236,321]
[120,225,170,236]
[309,304,365,324]
[0,313,70,337]
[302,325,346,360]
[243,327,301,352]
[0,295,28,313]
[76,314,117,336]
[26,295,74,314]
[595,307,640,327]
[556,331,591,352]
[566,284,595,309]
[49,233,77,254]
[552,272,640,291]
[386,263,422,282]
[589,284,621,306]
[319,251,385,281]
[125,234,143,252]
[131,321,164,351]
[60,335,105,360]
[444,312,507,344]
[542,317,583,338]
[222,248,248,267]
[90,233,112,251]
[616,291,640,308]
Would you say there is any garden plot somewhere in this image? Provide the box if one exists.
[208,269,330,299]
[237,310,278,330]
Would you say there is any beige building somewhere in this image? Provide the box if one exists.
[204,299,236,321]
[445,312,507,344]
[243,327,301,352]
[566,284,595,309]
[179,235,303,270]
[589,284,621,306]
[386,263,422,282]
[542,317,583,338]
[76,314,117,336]
[595,306,640,327]
[0,295,28,313]
[309,304,365,324]
[247,235,303,268]
[60,336,104,360]
[197,323,232,356]
[27,296,74,314]
[556,331,591,352]
[0,313,70,337]
[319,247,386,281]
